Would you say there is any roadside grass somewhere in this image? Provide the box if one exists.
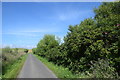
[2,54,28,79]
[34,54,89,78]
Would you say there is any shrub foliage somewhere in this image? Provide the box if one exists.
[33,2,120,78]
[1,47,26,75]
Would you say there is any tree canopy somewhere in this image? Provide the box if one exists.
[34,2,120,78]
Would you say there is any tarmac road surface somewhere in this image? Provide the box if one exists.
[18,54,57,78]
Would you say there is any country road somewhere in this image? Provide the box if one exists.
[18,54,57,78]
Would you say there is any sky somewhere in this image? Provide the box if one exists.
[2,0,117,2]
[2,2,101,49]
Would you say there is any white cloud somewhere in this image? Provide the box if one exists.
[22,28,60,33]
[59,36,64,43]
[3,23,62,35]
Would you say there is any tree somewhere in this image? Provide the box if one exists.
[34,1,120,77]
[94,2,120,75]
[36,34,60,60]
[94,2,120,27]
[24,49,28,53]
[64,18,96,59]
[61,2,120,74]
[32,48,36,54]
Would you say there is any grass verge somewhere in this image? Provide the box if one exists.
[2,54,28,79]
[34,54,88,78]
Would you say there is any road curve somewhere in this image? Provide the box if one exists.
[18,54,57,78]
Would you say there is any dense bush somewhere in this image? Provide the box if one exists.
[34,2,120,78]
[32,48,36,54]
[88,59,119,78]
[24,49,29,53]
[2,47,25,75]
